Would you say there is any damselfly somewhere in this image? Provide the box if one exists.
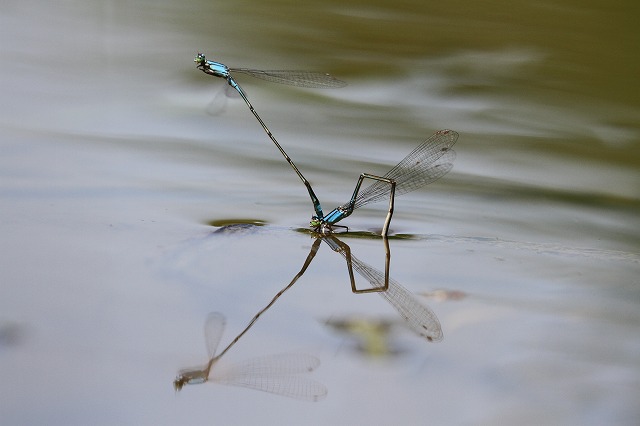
[195,53,457,236]
[174,312,327,401]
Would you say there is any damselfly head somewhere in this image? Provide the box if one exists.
[194,53,206,66]
[310,216,321,228]
[173,375,187,392]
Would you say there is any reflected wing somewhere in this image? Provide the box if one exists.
[380,279,444,342]
[217,375,328,402]
[222,353,320,375]
[350,254,443,342]
[204,312,226,359]
[211,353,327,401]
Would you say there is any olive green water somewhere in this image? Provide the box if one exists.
[1,1,638,425]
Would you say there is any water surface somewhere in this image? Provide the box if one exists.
[1,1,638,425]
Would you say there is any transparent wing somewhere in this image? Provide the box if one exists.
[211,353,327,401]
[353,130,458,209]
[219,353,320,375]
[349,253,443,342]
[230,68,347,89]
[205,83,242,115]
[205,86,228,115]
[204,312,226,359]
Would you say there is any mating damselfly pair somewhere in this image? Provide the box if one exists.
[194,53,457,236]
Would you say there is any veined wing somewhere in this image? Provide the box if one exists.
[204,312,226,360]
[349,253,443,342]
[210,353,327,401]
[353,129,458,209]
[230,68,347,89]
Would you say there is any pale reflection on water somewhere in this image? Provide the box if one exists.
[174,312,327,401]
[1,0,639,425]
[174,231,442,400]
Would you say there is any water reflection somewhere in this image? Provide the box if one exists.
[211,228,443,342]
[0,322,25,349]
[321,234,443,341]
[174,312,327,402]
[325,317,402,357]
[174,228,442,399]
